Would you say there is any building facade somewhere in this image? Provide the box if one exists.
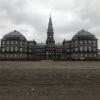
[0,15,98,60]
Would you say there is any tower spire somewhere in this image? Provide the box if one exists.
[48,13,52,26]
[46,14,55,45]
[50,13,51,19]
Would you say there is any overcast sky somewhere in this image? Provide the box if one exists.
[0,0,100,48]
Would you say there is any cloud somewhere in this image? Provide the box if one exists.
[0,0,100,48]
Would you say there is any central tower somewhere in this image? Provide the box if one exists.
[46,14,55,60]
[46,14,55,45]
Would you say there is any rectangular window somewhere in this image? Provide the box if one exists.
[20,48,23,52]
[75,48,78,52]
[15,41,18,44]
[15,47,18,52]
[29,49,31,53]
[80,46,83,52]
[2,41,5,44]
[2,48,5,52]
[7,47,9,52]
[93,40,96,44]
[89,54,92,57]
[20,41,22,46]
[89,46,91,52]
[11,41,14,44]
[84,41,87,44]
[80,41,83,44]
[94,54,96,57]
[93,48,96,52]
[11,47,13,52]
[89,41,91,44]
[84,46,87,52]
[7,41,9,44]
[85,54,87,57]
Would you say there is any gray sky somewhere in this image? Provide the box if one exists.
[0,0,100,48]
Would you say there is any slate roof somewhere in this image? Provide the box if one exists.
[2,30,27,40]
[72,29,96,40]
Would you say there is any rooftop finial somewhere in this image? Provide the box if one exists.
[50,12,51,19]
[14,30,17,32]
[82,29,84,31]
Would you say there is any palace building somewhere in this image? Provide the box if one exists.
[0,15,98,60]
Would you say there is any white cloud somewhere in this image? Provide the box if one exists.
[0,0,100,48]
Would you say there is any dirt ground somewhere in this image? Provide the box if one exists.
[0,61,100,69]
[0,61,100,100]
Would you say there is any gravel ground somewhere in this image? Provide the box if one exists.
[0,61,100,69]
[0,61,100,100]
